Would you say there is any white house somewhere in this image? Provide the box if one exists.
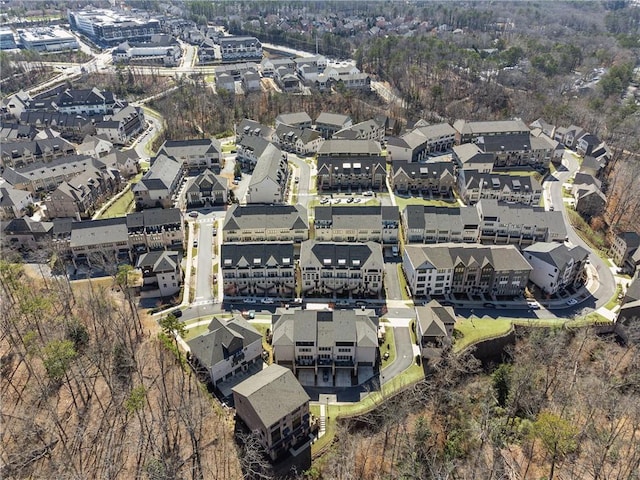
[136,250,182,298]
[246,143,289,204]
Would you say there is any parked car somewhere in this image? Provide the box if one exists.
[212,228,217,236]
[244,298,257,304]
[172,310,183,318]
[483,302,496,308]
[347,197,355,203]
[363,191,373,196]
[566,298,578,306]
[527,301,541,310]
[335,300,350,307]
[188,211,198,218]
[193,240,198,248]
[261,297,275,304]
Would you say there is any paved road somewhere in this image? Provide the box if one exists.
[286,153,312,209]
[384,261,403,301]
[545,151,615,310]
[381,326,414,385]
[194,218,214,302]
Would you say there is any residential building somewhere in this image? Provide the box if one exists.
[112,35,182,66]
[611,232,640,274]
[478,200,567,244]
[416,300,456,359]
[223,204,309,243]
[237,136,272,169]
[236,119,274,143]
[232,364,310,461]
[529,118,556,138]
[68,9,162,46]
[316,140,386,192]
[242,70,262,92]
[315,113,353,140]
[315,65,370,91]
[126,208,184,253]
[136,250,182,298]
[300,240,384,298]
[157,138,222,174]
[402,204,482,244]
[275,112,312,130]
[100,149,140,178]
[313,205,399,244]
[391,160,456,195]
[618,273,640,340]
[261,57,296,78]
[0,186,33,220]
[573,184,606,219]
[45,166,121,220]
[2,155,103,193]
[77,135,113,159]
[452,143,495,173]
[69,217,132,266]
[188,316,262,388]
[46,87,123,116]
[0,28,17,49]
[294,55,327,76]
[95,105,145,145]
[475,133,553,169]
[246,143,289,205]
[562,125,586,149]
[386,123,456,162]
[185,169,228,206]
[18,111,96,141]
[17,26,79,52]
[219,36,262,62]
[0,122,37,141]
[274,67,298,92]
[580,155,607,178]
[523,242,588,295]
[333,118,385,142]
[457,169,542,205]
[272,124,323,155]
[132,154,183,209]
[221,242,295,298]
[576,133,601,157]
[403,243,532,297]
[272,309,378,380]
[2,217,54,251]
[1,137,75,169]
[452,119,530,144]
[215,72,235,92]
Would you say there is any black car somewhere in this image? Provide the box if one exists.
[483,302,496,308]
[172,309,183,318]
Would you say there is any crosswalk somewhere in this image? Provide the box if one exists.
[191,298,219,307]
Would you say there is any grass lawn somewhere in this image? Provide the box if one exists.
[380,325,396,368]
[98,188,134,219]
[394,195,458,212]
[566,312,612,327]
[222,143,236,153]
[604,284,623,311]
[252,322,273,362]
[453,317,513,352]
[396,264,411,301]
[566,208,608,253]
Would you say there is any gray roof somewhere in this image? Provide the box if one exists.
[223,204,308,231]
[3,217,53,236]
[315,112,352,127]
[616,232,640,250]
[318,139,382,156]
[453,119,529,136]
[300,240,383,269]
[187,169,227,193]
[314,205,398,230]
[136,250,181,273]
[159,138,221,158]
[275,112,312,127]
[232,364,309,429]
[573,172,602,190]
[416,300,456,337]
[188,316,262,370]
[69,217,128,248]
[333,119,384,140]
[624,273,640,303]
[126,208,182,229]
[403,204,481,232]
[238,135,271,157]
[237,119,274,139]
[136,154,181,191]
[479,199,567,239]
[2,155,101,186]
[524,242,589,270]
[404,243,533,272]
[221,242,294,267]
[476,133,531,153]
[272,309,378,349]
[461,169,542,192]
[0,186,32,208]
[248,143,287,188]
[393,160,455,180]
[1,137,75,161]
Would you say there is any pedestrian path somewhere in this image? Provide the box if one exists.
[318,404,326,438]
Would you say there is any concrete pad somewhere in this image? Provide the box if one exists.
[298,369,316,387]
[357,366,375,384]
[335,369,352,387]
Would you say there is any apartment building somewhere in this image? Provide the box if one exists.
[403,243,532,297]
[219,36,262,62]
[315,112,353,139]
[452,119,530,145]
[416,300,457,359]
[95,105,145,145]
[157,138,222,174]
[300,240,384,298]
[391,160,456,195]
[232,364,310,461]
[402,204,482,244]
[132,154,183,209]
[316,139,386,192]
[126,208,184,253]
[272,309,378,380]
[333,118,386,142]
[611,232,640,275]
[221,242,295,298]
[136,250,182,298]
[386,123,457,162]
[457,169,542,205]
[523,242,588,295]
[185,169,228,206]
[223,204,309,243]
[313,205,399,244]
[246,143,289,204]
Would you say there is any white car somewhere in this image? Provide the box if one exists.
[566,298,578,306]
[527,301,541,310]
[244,298,257,304]
[261,297,275,304]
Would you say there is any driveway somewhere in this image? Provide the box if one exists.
[194,220,214,302]
[384,262,404,301]
[287,153,312,209]
[381,326,414,385]
[545,151,615,310]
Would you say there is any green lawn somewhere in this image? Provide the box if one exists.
[97,189,134,219]
[604,285,623,311]
[222,143,236,153]
[380,324,396,367]
[453,317,513,352]
[252,321,273,362]
[396,264,412,301]
[394,195,458,212]
[566,208,608,253]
